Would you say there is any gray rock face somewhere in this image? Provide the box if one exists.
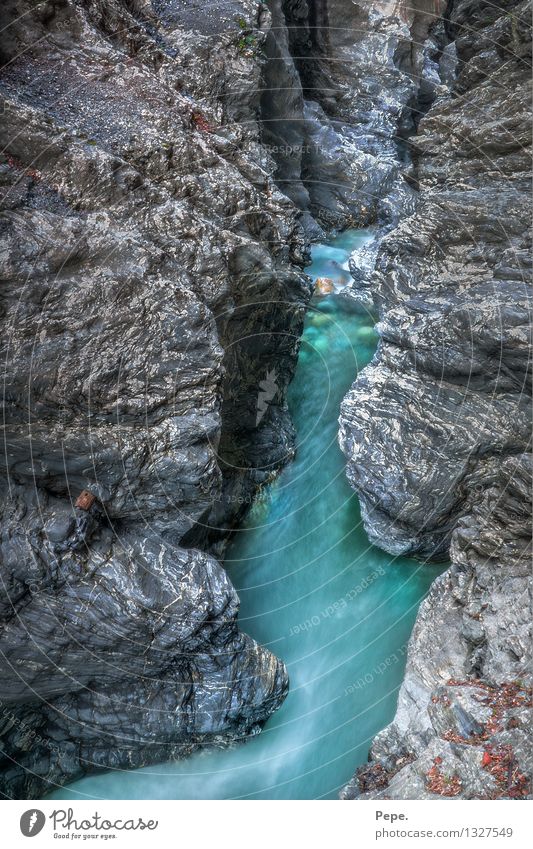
[1,0,531,803]
[1,482,287,796]
[260,0,446,235]
[0,0,309,798]
[339,0,532,799]
[341,456,532,800]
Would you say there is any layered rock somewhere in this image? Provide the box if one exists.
[0,482,287,796]
[260,0,448,237]
[340,0,532,799]
[0,0,311,798]
[2,0,531,803]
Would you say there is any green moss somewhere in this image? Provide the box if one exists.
[237,33,257,53]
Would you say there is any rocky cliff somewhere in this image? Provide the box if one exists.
[0,0,313,798]
[340,0,532,799]
[261,0,447,238]
[1,0,531,803]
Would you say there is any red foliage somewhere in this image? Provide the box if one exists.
[356,753,415,794]
[357,763,390,793]
[481,744,531,800]
[6,154,22,169]
[433,681,532,799]
[425,759,462,797]
[191,109,213,133]
[6,153,42,181]
[442,679,532,741]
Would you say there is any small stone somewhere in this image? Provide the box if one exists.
[314,276,334,295]
[75,490,96,511]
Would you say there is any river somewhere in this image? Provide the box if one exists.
[49,229,441,801]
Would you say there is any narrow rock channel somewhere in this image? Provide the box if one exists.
[1,0,530,803]
[49,233,442,800]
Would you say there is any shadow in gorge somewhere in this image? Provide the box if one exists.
[48,234,445,801]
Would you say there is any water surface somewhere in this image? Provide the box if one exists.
[49,232,440,800]
[306,227,375,290]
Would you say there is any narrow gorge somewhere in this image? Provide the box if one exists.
[0,0,531,802]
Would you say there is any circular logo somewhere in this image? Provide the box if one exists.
[20,810,46,837]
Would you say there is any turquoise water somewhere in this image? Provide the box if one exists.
[306,227,375,290]
[49,233,440,801]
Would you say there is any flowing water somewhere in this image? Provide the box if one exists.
[49,230,441,801]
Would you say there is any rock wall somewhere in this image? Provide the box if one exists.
[260,0,447,236]
[340,0,532,799]
[1,0,530,803]
[0,0,310,798]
